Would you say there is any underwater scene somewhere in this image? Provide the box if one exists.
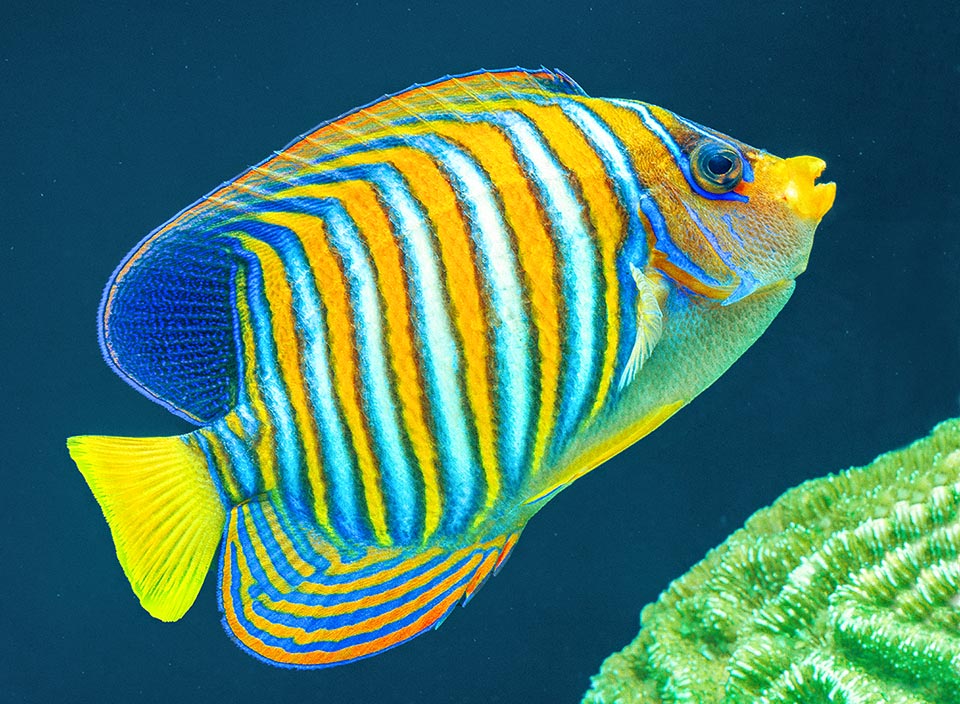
[2,2,957,702]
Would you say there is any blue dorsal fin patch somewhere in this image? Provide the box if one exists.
[99,218,240,424]
[220,497,519,668]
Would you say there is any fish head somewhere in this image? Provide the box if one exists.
[547,100,837,487]
[632,103,836,304]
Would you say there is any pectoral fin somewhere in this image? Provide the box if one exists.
[618,265,665,391]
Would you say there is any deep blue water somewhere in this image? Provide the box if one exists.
[2,2,958,702]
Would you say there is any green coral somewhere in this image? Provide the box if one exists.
[584,419,960,704]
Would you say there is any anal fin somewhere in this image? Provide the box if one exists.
[220,497,517,668]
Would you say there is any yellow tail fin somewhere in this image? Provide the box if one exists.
[66,434,226,621]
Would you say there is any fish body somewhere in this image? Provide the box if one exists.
[67,68,835,667]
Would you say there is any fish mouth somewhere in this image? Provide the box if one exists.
[782,155,836,221]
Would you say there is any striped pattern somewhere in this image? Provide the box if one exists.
[96,69,767,666]
[175,70,671,549]
[221,495,514,668]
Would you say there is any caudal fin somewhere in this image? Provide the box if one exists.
[66,434,226,621]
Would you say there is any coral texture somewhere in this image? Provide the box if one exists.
[584,419,960,704]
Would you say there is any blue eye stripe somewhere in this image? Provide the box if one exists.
[560,100,729,294]
[673,114,754,184]
[612,100,749,202]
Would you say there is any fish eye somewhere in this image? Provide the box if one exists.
[691,141,744,194]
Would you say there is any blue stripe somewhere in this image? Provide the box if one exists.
[235,508,474,612]
[610,100,749,202]
[558,101,730,377]
[245,498,310,587]
[222,244,309,515]
[297,553,456,605]
[680,203,759,305]
[263,492,343,569]
[229,167,484,537]
[283,144,530,505]
[267,506,434,587]
[214,220,381,544]
[338,163,482,532]
[553,101,654,396]
[247,561,472,634]
[400,134,534,493]
[256,101,667,443]
[482,110,603,454]
[278,201,419,544]
[229,538,487,657]
[210,417,259,498]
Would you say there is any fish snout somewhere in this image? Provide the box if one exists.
[781,155,836,222]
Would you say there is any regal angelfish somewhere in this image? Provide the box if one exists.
[67,68,835,668]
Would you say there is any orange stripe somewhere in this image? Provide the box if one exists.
[240,502,444,602]
[303,531,403,576]
[239,502,297,592]
[351,148,494,532]
[494,533,519,572]
[265,551,473,618]
[296,533,503,599]
[227,572,467,668]
[232,266,278,493]
[253,210,387,544]
[463,550,499,600]
[274,180,442,542]
[279,148,494,539]
[222,511,247,644]
[271,184,424,542]
[298,550,441,596]
[595,100,737,301]
[222,505,511,665]
[235,545,482,644]
[257,501,314,580]
[297,592,461,665]
[425,119,560,490]
[520,100,624,423]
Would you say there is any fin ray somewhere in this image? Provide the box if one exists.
[618,265,665,390]
[280,67,589,162]
[67,433,226,621]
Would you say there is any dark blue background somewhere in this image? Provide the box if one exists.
[2,2,958,702]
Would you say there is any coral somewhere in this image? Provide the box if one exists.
[583,419,960,704]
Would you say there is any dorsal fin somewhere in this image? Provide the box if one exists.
[98,68,588,423]
[277,67,589,163]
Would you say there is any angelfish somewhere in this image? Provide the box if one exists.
[67,68,835,668]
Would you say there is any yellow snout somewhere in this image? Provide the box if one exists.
[780,155,836,221]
